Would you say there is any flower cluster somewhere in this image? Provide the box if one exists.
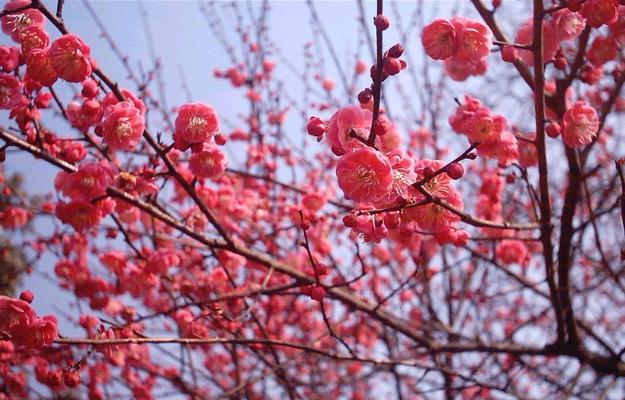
[314,106,468,244]
[449,95,518,165]
[54,162,116,232]
[0,293,58,349]
[421,17,492,81]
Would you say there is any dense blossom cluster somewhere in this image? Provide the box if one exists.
[421,17,493,80]
[0,293,58,349]
[2,0,625,398]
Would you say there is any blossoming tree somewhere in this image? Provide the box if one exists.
[1,0,625,398]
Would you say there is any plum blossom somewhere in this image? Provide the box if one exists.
[562,101,599,148]
[422,17,492,81]
[421,19,456,60]
[496,240,529,265]
[188,145,228,179]
[0,73,22,109]
[336,147,393,203]
[551,9,586,41]
[0,295,58,349]
[515,18,559,66]
[55,200,103,232]
[1,0,45,42]
[580,0,619,28]
[48,34,92,83]
[173,102,219,150]
[54,162,115,201]
[0,206,29,229]
[98,101,145,151]
[326,106,373,155]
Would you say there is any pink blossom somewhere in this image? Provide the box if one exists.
[98,101,145,151]
[424,17,492,81]
[336,147,393,203]
[580,0,619,28]
[173,103,219,150]
[55,200,103,232]
[146,249,180,275]
[518,134,538,167]
[551,9,586,41]
[48,34,92,83]
[0,206,29,229]
[463,108,507,144]
[375,150,416,205]
[449,95,484,134]
[1,0,45,42]
[562,101,599,148]
[422,19,456,60]
[405,192,463,233]
[609,7,625,45]
[0,295,35,335]
[101,89,146,115]
[322,78,335,91]
[0,46,19,72]
[476,130,519,166]
[54,162,115,201]
[0,73,22,109]
[587,36,617,67]
[99,251,127,276]
[17,316,58,348]
[17,24,48,56]
[378,115,401,152]
[449,17,492,64]
[188,145,228,179]
[496,240,528,265]
[443,57,487,81]
[515,18,559,66]
[25,49,58,87]
[326,106,373,155]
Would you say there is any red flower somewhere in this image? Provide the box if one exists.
[336,147,393,203]
[0,73,22,109]
[58,139,87,164]
[496,240,528,265]
[587,36,617,67]
[562,101,599,148]
[515,18,559,66]
[0,295,35,336]
[16,315,58,348]
[580,0,619,28]
[0,45,19,72]
[551,9,586,41]
[101,88,146,115]
[422,19,456,60]
[98,101,145,151]
[17,23,48,57]
[463,108,507,144]
[173,102,220,150]
[188,145,228,179]
[145,249,180,275]
[1,0,45,42]
[25,48,58,87]
[55,200,103,232]
[476,130,519,166]
[0,206,29,229]
[54,162,115,201]
[450,17,492,64]
[326,105,373,155]
[48,34,93,83]
[408,193,463,233]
